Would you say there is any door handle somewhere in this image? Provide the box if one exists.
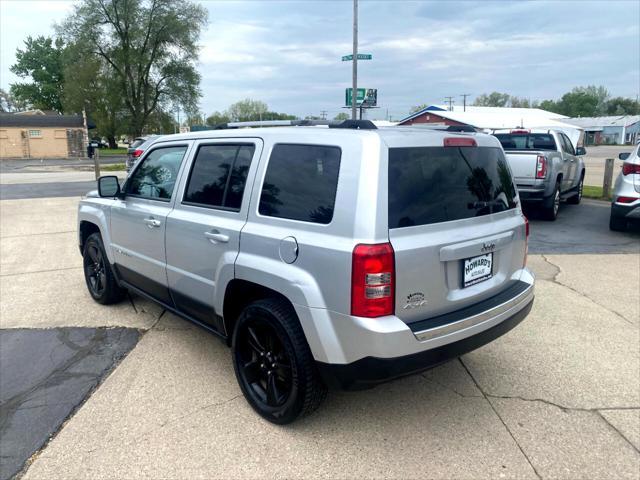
[204,230,229,243]
[144,217,161,228]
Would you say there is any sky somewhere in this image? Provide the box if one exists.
[1,0,639,121]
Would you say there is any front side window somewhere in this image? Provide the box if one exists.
[388,146,517,228]
[560,133,575,155]
[258,144,341,224]
[183,144,255,210]
[127,146,187,200]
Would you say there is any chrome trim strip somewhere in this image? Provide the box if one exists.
[414,283,534,342]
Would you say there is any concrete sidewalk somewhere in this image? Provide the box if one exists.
[1,197,638,479]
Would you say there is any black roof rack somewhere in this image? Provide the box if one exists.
[212,119,377,130]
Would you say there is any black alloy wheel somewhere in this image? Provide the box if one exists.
[232,298,327,424]
[236,319,293,409]
[84,241,107,297]
[82,232,126,304]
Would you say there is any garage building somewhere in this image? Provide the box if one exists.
[0,112,88,159]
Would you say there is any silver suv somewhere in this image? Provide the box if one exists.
[78,121,534,424]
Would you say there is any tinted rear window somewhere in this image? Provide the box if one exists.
[259,144,341,224]
[183,144,255,210]
[388,146,517,228]
[494,133,556,151]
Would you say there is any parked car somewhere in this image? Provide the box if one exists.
[78,121,534,424]
[493,129,586,220]
[91,137,108,149]
[126,135,160,172]
[609,145,640,231]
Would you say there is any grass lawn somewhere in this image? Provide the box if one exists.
[99,148,127,156]
[101,163,125,171]
[582,185,611,201]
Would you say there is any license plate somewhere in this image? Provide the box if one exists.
[463,253,493,287]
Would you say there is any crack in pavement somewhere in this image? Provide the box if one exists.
[540,254,635,326]
[0,230,77,239]
[0,266,82,278]
[596,410,640,455]
[458,358,543,480]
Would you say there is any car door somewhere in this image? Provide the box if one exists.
[165,139,263,334]
[110,142,191,305]
[559,133,577,191]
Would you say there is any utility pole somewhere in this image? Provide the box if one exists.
[461,94,470,112]
[445,96,454,111]
[351,0,358,120]
[320,110,328,120]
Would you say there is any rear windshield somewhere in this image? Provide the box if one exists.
[388,146,517,228]
[494,133,556,151]
[130,138,145,148]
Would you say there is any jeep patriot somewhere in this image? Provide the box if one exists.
[79,121,535,424]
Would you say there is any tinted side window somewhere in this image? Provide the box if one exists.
[127,146,187,200]
[183,144,255,210]
[259,144,341,224]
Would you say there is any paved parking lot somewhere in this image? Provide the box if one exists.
[1,182,638,478]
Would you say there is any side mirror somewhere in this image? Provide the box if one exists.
[575,147,586,156]
[619,152,630,160]
[98,175,121,197]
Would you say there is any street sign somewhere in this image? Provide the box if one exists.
[341,53,373,61]
[345,88,377,107]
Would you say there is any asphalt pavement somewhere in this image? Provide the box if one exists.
[0,328,140,480]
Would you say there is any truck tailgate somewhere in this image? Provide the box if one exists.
[505,151,540,187]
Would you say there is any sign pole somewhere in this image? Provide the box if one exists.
[351,0,358,120]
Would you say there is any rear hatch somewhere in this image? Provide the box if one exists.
[494,132,557,188]
[387,140,527,324]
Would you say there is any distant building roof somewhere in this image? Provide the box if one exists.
[564,115,640,129]
[14,109,61,116]
[0,113,84,128]
[400,107,577,130]
[400,105,567,125]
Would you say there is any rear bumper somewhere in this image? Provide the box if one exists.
[317,299,532,390]
[517,186,546,202]
[611,201,640,220]
[298,269,535,390]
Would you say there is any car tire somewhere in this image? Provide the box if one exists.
[541,181,561,221]
[82,232,126,305]
[566,172,584,205]
[609,214,627,232]
[232,298,327,424]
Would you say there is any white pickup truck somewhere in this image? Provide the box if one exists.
[493,129,586,220]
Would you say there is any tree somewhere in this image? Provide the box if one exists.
[10,36,65,112]
[227,99,268,122]
[410,104,428,114]
[59,0,207,136]
[62,44,125,147]
[0,88,27,112]
[605,97,640,115]
[334,112,350,121]
[206,111,231,126]
[473,92,510,107]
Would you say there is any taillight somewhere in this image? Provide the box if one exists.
[444,137,477,148]
[132,149,144,158]
[622,163,640,175]
[523,215,529,267]
[536,155,547,179]
[616,196,638,204]
[351,243,395,317]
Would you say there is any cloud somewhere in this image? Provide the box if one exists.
[0,0,637,121]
